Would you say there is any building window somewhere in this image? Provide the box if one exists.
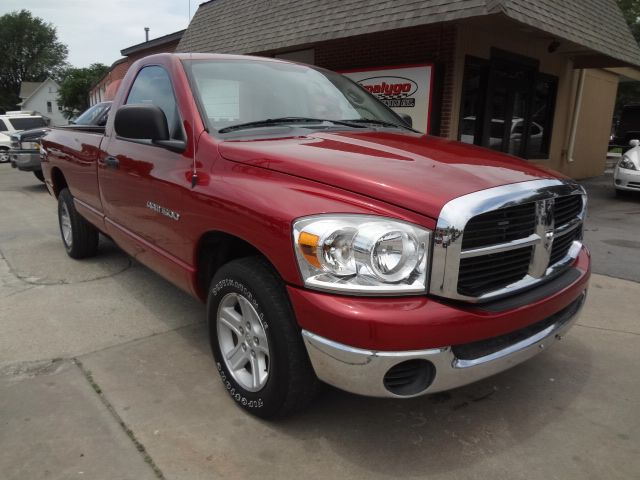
[458,53,558,159]
[58,104,63,111]
[458,57,488,147]
[47,101,52,113]
[527,74,557,158]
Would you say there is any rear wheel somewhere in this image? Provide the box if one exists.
[58,188,99,258]
[207,256,318,418]
[34,170,44,182]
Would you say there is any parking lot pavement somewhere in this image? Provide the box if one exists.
[0,360,158,480]
[1,165,639,479]
[580,173,640,282]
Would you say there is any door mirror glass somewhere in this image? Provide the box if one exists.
[114,104,170,141]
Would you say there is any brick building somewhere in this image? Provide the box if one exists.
[89,30,185,106]
[177,0,640,178]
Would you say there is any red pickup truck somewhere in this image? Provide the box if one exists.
[41,53,590,418]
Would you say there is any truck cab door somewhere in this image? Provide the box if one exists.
[99,65,192,276]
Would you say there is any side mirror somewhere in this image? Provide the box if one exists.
[630,139,640,147]
[114,104,169,141]
[398,113,413,128]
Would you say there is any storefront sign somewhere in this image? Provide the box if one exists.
[342,64,433,133]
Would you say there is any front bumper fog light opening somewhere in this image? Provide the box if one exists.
[383,359,435,396]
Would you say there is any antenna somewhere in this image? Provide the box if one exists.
[188,0,198,188]
[144,27,149,42]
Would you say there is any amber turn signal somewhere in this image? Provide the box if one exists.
[297,231,321,268]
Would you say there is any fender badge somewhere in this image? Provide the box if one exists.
[146,201,180,221]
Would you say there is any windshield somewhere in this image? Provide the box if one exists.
[183,59,404,133]
[74,102,111,126]
[8,117,47,130]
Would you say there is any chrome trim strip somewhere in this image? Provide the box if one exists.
[430,179,586,302]
[554,217,582,237]
[301,292,586,398]
[453,323,557,368]
[459,234,540,258]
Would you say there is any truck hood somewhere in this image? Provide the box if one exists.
[218,130,559,219]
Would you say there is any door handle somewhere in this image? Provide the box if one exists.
[104,156,119,169]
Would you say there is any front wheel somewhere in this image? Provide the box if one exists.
[207,257,318,418]
[0,149,9,163]
[58,188,99,258]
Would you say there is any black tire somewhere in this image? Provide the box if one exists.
[615,188,631,198]
[57,188,99,259]
[207,256,318,418]
[34,170,45,182]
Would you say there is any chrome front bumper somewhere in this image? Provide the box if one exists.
[10,151,40,171]
[302,293,586,398]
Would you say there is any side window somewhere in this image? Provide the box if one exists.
[0,119,7,132]
[126,66,183,140]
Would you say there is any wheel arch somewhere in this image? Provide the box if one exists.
[50,166,68,198]
[194,230,284,300]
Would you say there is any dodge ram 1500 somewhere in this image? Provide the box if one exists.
[41,53,590,418]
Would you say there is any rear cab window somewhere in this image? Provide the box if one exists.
[8,117,47,130]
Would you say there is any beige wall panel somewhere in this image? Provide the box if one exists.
[569,69,618,178]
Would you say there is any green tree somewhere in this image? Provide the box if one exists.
[0,10,68,113]
[615,0,640,119]
[57,64,109,119]
[618,0,640,41]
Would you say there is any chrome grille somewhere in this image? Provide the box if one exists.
[458,246,533,297]
[461,203,536,249]
[430,180,586,302]
[553,195,582,227]
[549,226,581,265]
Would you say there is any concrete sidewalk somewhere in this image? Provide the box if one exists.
[1,166,639,479]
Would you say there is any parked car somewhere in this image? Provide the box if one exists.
[9,102,111,182]
[460,116,543,153]
[610,104,640,147]
[41,53,590,418]
[0,112,48,163]
[614,139,640,196]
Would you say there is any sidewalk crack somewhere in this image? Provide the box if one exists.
[73,358,166,480]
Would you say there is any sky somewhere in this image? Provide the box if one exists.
[0,0,200,68]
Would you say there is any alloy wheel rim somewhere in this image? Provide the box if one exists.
[217,292,270,392]
[60,203,73,247]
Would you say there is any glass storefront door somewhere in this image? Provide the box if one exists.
[459,51,558,160]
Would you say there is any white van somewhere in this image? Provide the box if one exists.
[0,112,48,163]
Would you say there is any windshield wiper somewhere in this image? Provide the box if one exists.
[217,117,367,133]
[341,119,412,130]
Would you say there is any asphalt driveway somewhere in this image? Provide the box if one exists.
[1,165,639,480]
[580,174,640,282]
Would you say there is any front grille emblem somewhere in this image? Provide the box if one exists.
[529,198,555,278]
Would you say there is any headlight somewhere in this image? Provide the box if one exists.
[619,155,638,170]
[293,214,431,294]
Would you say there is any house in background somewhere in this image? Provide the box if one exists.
[18,79,67,126]
[90,29,185,105]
